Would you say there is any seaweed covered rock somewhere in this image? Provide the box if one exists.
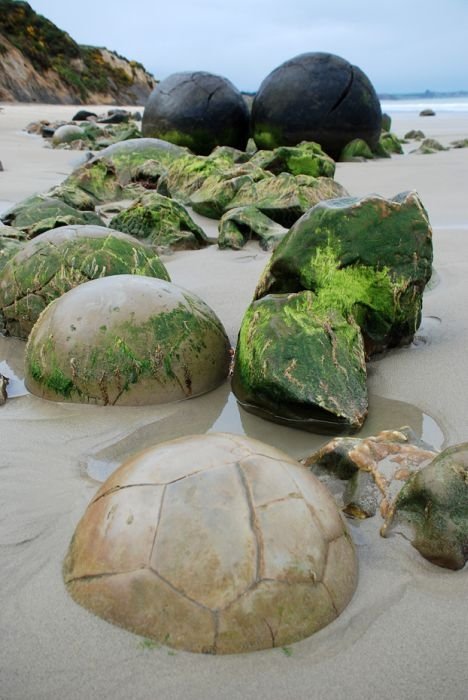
[25,276,231,405]
[412,138,448,155]
[52,124,85,146]
[110,192,209,251]
[218,206,288,250]
[249,142,336,178]
[226,173,348,228]
[339,139,375,162]
[255,192,433,355]
[0,226,170,339]
[382,443,468,570]
[378,132,403,156]
[142,72,250,155]
[63,432,358,653]
[251,52,382,159]
[232,291,368,432]
[0,227,26,272]
[1,196,104,236]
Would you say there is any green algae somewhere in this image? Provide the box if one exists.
[1,195,104,234]
[339,139,375,161]
[218,206,288,251]
[251,142,335,178]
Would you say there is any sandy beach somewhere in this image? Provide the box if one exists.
[1,103,467,700]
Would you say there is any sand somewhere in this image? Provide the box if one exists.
[0,103,467,700]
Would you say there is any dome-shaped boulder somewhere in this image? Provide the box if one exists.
[142,72,250,155]
[25,276,231,405]
[63,432,358,653]
[251,52,382,159]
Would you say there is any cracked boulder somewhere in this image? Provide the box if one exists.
[382,443,468,570]
[232,291,368,432]
[0,225,170,339]
[142,71,250,155]
[63,432,357,653]
[255,192,433,355]
[0,196,104,236]
[110,192,209,252]
[249,141,336,178]
[0,226,26,272]
[218,206,288,250]
[251,52,382,159]
[25,276,231,405]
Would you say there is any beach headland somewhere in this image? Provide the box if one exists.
[0,101,467,699]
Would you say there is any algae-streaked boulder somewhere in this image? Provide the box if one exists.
[382,444,468,570]
[63,432,358,653]
[218,206,288,250]
[25,276,231,405]
[232,291,368,432]
[252,52,382,159]
[226,173,348,228]
[0,228,26,272]
[249,142,336,178]
[52,124,85,146]
[255,192,433,355]
[0,225,170,339]
[110,192,209,251]
[1,196,103,236]
[142,72,250,155]
[339,139,375,162]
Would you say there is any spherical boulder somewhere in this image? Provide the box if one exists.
[142,72,250,155]
[63,432,358,653]
[251,52,382,159]
[52,124,85,145]
[0,225,170,339]
[25,275,231,405]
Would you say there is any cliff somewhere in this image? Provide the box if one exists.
[0,0,156,104]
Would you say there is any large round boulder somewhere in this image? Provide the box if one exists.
[251,52,382,159]
[0,225,170,339]
[142,72,250,155]
[25,275,231,405]
[63,432,358,653]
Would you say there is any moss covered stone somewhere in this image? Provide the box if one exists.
[25,275,231,405]
[250,142,336,178]
[226,173,348,228]
[255,192,433,355]
[0,227,26,272]
[232,291,368,431]
[1,196,104,236]
[378,132,404,155]
[0,225,170,339]
[339,139,375,162]
[110,192,209,251]
[382,443,468,570]
[218,206,288,250]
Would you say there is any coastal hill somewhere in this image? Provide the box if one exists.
[0,0,156,104]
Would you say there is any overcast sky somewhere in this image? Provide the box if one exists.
[28,0,468,94]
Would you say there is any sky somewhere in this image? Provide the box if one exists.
[27,0,468,94]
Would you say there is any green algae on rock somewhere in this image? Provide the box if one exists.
[378,132,404,155]
[218,206,288,250]
[255,192,433,355]
[63,432,358,653]
[25,275,231,405]
[0,227,26,273]
[249,141,336,178]
[1,196,104,236]
[0,226,170,339]
[339,139,375,162]
[226,173,348,228]
[232,291,368,432]
[382,443,468,570]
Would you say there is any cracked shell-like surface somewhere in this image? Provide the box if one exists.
[64,433,358,653]
[25,275,231,405]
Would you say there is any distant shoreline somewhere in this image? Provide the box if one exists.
[378,90,468,100]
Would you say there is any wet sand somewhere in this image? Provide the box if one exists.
[1,103,468,700]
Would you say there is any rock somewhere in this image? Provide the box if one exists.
[0,372,8,404]
[419,108,435,116]
[46,183,97,211]
[218,206,288,250]
[251,52,382,159]
[25,276,231,405]
[226,172,348,228]
[404,129,425,140]
[254,191,433,355]
[109,192,209,251]
[0,160,3,172]
[451,138,468,148]
[232,291,368,432]
[63,432,358,653]
[132,111,142,121]
[0,225,170,339]
[142,71,250,155]
[52,124,86,146]
[339,138,375,162]
[381,113,392,132]
[72,110,98,121]
[41,125,56,138]
[378,132,404,156]
[382,443,468,570]
[188,164,268,219]
[1,196,104,236]
[412,138,448,154]
[304,427,437,518]
[0,229,25,272]
[98,111,130,125]
[249,142,336,178]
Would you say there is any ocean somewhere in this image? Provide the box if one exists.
[380,96,468,114]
